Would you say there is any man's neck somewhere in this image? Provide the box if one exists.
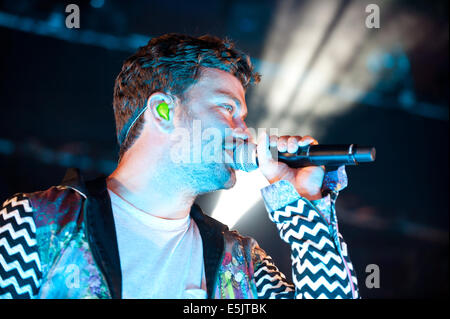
[107,160,196,220]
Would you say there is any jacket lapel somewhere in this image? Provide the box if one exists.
[61,168,122,299]
[190,204,228,298]
[84,176,123,299]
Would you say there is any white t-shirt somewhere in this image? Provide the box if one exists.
[108,189,207,299]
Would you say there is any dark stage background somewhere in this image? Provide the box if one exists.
[0,0,448,298]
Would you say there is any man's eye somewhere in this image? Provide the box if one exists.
[222,104,234,113]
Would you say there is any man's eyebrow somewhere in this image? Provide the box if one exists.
[214,89,240,105]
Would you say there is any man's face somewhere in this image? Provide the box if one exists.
[172,67,251,194]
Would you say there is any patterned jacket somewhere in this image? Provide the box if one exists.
[0,167,359,299]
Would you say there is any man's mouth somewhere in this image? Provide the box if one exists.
[223,147,235,167]
[222,141,239,170]
[223,139,247,170]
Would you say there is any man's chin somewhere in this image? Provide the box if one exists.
[195,162,236,195]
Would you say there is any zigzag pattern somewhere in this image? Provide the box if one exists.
[266,198,359,299]
[0,194,41,299]
[293,274,351,298]
[269,200,309,223]
[294,248,345,271]
[293,265,350,294]
[280,221,333,244]
[338,238,359,298]
[293,258,348,281]
[254,256,294,299]
[295,236,335,253]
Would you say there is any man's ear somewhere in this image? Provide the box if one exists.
[145,92,175,133]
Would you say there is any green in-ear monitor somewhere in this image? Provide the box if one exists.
[156,102,170,121]
[122,100,170,144]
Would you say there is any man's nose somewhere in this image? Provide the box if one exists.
[231,119,254,144]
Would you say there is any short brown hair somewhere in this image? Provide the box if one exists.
[113,33,260,160]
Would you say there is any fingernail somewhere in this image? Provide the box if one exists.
[298,140,309,147]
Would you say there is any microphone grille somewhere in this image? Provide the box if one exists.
[233,142,258,172]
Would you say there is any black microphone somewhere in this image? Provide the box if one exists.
[233,143,376,172]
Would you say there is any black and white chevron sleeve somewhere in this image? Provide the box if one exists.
[258,180,359,299]
[253,255,295,299]
[0,194,42,299]
[273,198,358,298]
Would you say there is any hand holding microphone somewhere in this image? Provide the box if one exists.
[233,132,376,201]
[256,132,326,201]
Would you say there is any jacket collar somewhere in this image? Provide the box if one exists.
[189,203,228,297]
[60,168,227,299]
[62,168,123,299]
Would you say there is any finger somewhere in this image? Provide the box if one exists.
[269,135,278,148]
[277,135,290,152]
[298,135,318,147]
[287,136,302,153]
[256,130,274,165]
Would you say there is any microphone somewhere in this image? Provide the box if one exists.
[233,143,376,172]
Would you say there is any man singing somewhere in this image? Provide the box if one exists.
[0,34,358,299]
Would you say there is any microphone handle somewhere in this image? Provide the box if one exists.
[272,144,376,168]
